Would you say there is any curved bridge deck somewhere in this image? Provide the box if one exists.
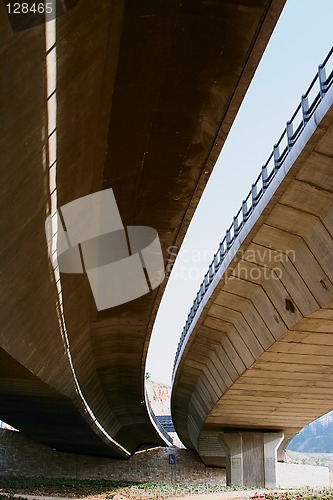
[0,0,285,456]
[171,48,333,484]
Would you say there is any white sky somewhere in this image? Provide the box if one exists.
[146,0,333,385]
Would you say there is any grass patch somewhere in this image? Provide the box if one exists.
[0,477,136,496]
[265,489,333,500]
[1,477,333,499]
[0,476,245,498]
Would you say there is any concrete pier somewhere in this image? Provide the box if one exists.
[220,432,283,487]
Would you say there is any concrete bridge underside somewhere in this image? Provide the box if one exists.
[171,84,333,483]
[0,0,286,457]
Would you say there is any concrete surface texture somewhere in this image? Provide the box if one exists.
[0,429,330,488]
[0,0,286,458]
[171,66,333,484]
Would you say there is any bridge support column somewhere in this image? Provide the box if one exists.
[220,432,283,487]
[277,436,293,462]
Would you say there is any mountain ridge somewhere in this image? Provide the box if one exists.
[288,410,333,453]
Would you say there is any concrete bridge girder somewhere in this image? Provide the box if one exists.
[172,77,333,485]
[0,0,286,455]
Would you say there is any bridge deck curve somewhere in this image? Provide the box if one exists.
[0,0,285,455]
[171,63,333,465]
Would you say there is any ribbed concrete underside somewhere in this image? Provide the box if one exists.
[172,83,333,466]
[0,0,285,456]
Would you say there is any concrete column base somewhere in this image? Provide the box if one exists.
[219,431,283,487]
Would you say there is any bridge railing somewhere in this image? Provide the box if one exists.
[173,46,333,378]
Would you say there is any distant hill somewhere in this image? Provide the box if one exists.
[288,410,333,453]
[146,378,171,416]
[146,378,184,447]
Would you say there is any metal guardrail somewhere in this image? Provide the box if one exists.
[156,415,176,433]
[172,46,333,378]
